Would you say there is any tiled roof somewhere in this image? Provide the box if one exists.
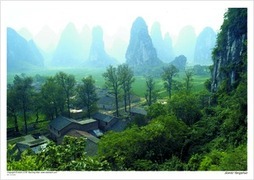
[66,130,99,143]
[49,116,72,131]
[130,107,147,116]
[107,118,130,132]
[77,119,97,125]
[98,96,114,105]
[15,135,49,153]
[92,112,114,123]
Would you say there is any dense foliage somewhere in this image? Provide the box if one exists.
[7,136,110,171]
[98,115,189,170]
[7,74,34,135]
[77,76,98,118]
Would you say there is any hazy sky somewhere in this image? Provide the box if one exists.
[2,1,230,45]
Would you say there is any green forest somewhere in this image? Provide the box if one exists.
[7,8,247,171]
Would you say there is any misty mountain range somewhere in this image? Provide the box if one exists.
[7,27,44,72]
[7,17,216,72]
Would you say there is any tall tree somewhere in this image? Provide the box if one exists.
[103,65,121,117]
[119,64,135,112]
[162,65,179,99]
[55,72,76,118]
[184,69,194,94]
[145,76,157,106]
[7,84,20,132]
[12,74,33,134]
[32,91,42,123]
[41,77,65,120]
[77,76,98,118]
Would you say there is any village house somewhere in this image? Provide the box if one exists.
[66,130,100,156]
[15,134,49,154]
[92,112,119,131]
[97,95,115,110]
[96,88,140,111]
[96,88,115,110]
[106,118,131,132]
[130,107,147,117]
[49,116,98,144]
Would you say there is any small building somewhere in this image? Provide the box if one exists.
[97,95,115,110]
[15,134,49,154]
[92,112,118,131]
[49,116,98,144]
[107,118,130,132]
[66,130,100,156]
[97,88,132,111]
[130,107,147,116]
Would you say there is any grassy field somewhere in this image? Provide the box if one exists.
[132,72,210,97]
[7,67,210,98]
[7,67,105,85]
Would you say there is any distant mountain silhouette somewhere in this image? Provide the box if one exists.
[108,37,128,63]
[194,27,216,65]
[33,26,59,66]
[7,27,44,72]
[18,27,33,41]
[170,55,187,71]
[126,17,161,67]
[151,22,174,62]
[86,26,117,67]
[51,23,84,67]
[34,25,58,54]
[163,32,175,62]
[174,25,196,63]
[80,25,92,61]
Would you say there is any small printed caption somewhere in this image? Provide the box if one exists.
[225,171,248,175]
[7,171,57,176]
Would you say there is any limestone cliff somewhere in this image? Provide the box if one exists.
[211,8,247,92]
[194,27,216,65]
[125,17,161,67]
[87,26,116,67]
[52,23,83,67]
[170,55,187,71]
[151,22,174,62]
[174,25,196,63]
